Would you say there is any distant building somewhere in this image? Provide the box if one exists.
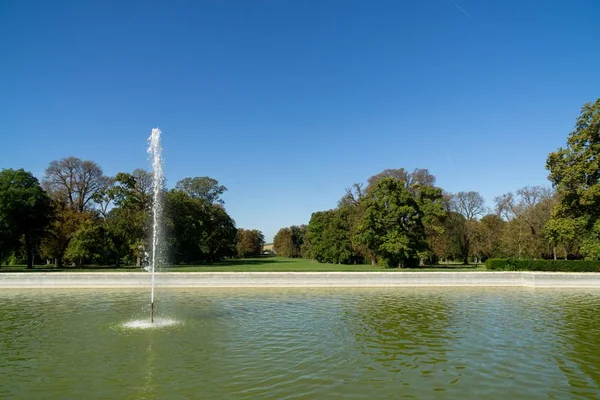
[262,243,275,254]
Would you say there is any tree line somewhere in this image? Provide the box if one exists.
[0,161,264,268]
[273,99,600,266]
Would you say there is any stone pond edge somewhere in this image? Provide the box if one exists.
[1,271,600,288]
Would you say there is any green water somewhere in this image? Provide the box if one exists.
[1,288,599,399]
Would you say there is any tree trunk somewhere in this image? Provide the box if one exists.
[54,257,63,268]
[371,258,376,266]
[24,234,34,269]
[553,246,557,261]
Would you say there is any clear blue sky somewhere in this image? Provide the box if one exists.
[1,1,599,242]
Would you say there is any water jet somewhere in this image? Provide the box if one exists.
[147,128,164,324]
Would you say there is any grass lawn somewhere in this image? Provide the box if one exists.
[1,257,487,272]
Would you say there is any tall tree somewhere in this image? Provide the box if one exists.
[175,177,227,205]
[107,169,154,266]
[236,229,265,258]
[201,204,237,261]
[43,157,109,212]
[471,214,506,260]
[273,227,292,257]
[343,168,444,265]
[356,178,428,267]
[544,217,585,260]
[64,218,112,266]
[0,169,53,268]
[451,191,486,221]
[308,208,360,264]
[547,98,600,259]
[448,191,485,263]
[40,157,109,266]
[366,168,437,195]
[547,98,600,220]
[495,186,556,258]
[165,191,237,264]
[273,225,306,258]
[40,203,90,267]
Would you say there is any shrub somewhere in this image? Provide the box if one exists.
[485,259,600,272]
[485,259,509,270]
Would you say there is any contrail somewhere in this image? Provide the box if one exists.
[454,3,477,22]
[446,151,455,169]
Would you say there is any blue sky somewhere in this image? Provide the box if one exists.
[1,0,599,242]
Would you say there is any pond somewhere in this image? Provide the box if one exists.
[1,288,599,399]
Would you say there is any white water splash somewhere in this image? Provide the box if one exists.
[147,128,164,320]
[122,318,181,329]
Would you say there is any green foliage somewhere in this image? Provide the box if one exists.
[472,214,506,260]
[236,229,265,258]
[165,190,237,263]
[485,258,600,272]
[273,225,306,258]
[485,258,509,270]
[105,170,153,266]
[545,99,600,260]
[356,178,430,267]
[580,220,600,260]
[547,98,600,221]
[308,208,360,264]
[175,177,227,205]
[0,168,53,267]
[64,219,112,266]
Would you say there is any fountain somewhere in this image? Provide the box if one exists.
[119,128,178,329]
[147,128,164,324]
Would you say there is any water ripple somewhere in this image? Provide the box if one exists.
[0,288,599,399]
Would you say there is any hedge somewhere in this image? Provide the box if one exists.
[485,259,600,272]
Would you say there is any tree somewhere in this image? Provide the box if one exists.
[198,204,237,261]
[495,186,556,258]
[547,98,600,259]
[43,157,109,212]
[308,209,360,264]
[451,191,485,221]
[580,220,600,260]
[40,157,110,266]
[356,178,427,267]
[547,99,600,220]
[448,191,485,263]
[175,177,227,205]
[413,184,446,264]
[367,168,437,195]
[40,204,90,267]
[338,183,364,208]
[471,214,505,260]
[0,169,53,268]
[544,217,585,260]
[273,225,306,258]
[107,169,153,266]
[236,229,265,257]
[64,218,112,266]
[165,190,237,264]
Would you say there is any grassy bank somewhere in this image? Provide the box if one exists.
[1,257,486,272]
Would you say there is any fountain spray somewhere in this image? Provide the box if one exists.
[147,128,164,323]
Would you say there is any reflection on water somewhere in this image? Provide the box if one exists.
[347,290,454,394]
[0,288,599,399]
[554,293,600,396]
